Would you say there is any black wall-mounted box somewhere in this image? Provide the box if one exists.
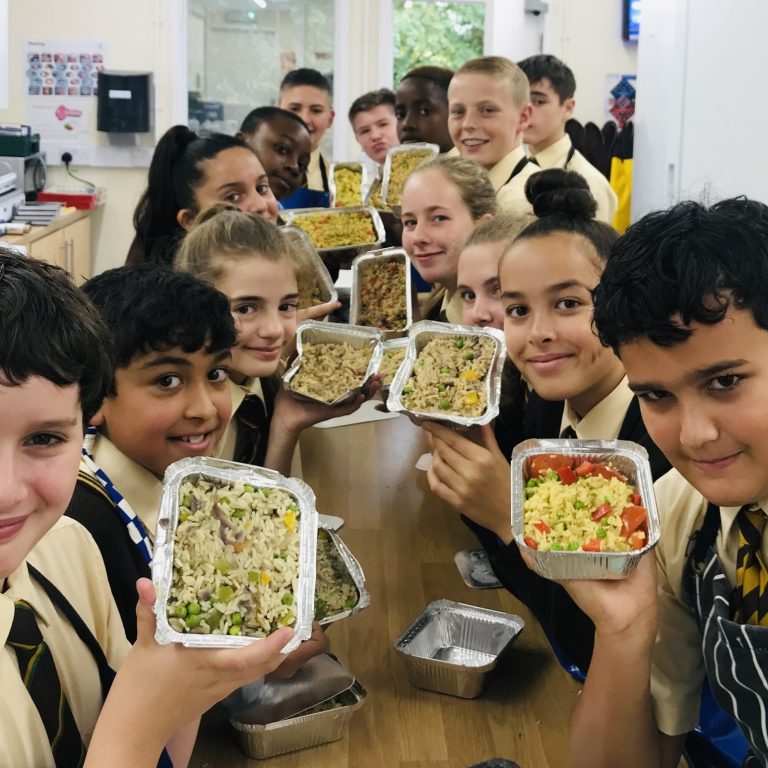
[97,71,152,133]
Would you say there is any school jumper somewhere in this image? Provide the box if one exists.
[530,134,618,224]
[651,471,768,765]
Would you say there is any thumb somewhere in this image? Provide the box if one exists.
[134,577,158,647]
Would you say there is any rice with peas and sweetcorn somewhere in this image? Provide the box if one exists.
[167,478,300,637]
[523,455,649,553]
[289,342,372,403]
[358,259,408,331]
[402,336,495,417]
[333,167,364,207]
[314,529,359,621]
[292,211,376,249]
[379,347,406,385]
[386,150,434,205]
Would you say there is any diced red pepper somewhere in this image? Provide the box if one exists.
[533,520,551,534]
[530,454,574,477]
[591,503,613,522]
[628,531,646,550]
[582,538,602,552]
[523,536,539,550]
[631,492,643,506]
[557,465,578,485]
[574,461,595,477]
[593,463,627,482]
[620,505,648,537]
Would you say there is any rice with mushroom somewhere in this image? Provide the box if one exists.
[314,529,359,621]
[289,342,372,403]
[167,477,300,637]
[358,258,408,330]
[379,347,406,385]
[402,335,495,417]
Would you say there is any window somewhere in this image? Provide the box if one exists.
[187,0,334,149]
[393,0,485,84]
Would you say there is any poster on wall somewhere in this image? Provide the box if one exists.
[605,74,636,129]
[24,40,107,160]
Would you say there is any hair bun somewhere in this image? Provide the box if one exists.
[525,168,598,219]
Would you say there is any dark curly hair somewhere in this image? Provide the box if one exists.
[593,197,768,352]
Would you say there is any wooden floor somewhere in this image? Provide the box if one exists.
[191,415,581,768]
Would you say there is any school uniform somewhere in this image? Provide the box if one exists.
[488,378,671,673]
[530,134,618,224]
[281,148,330,209]
[650,471,768,764]
[65,432,161,641]
[488,145,538,218]
[1,517,130,767]
[421,286,463,323]
[215,376,277,466]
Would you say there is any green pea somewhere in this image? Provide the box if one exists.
[464,351,475,361]
[181,496,191,508]
[440,367,450,374]
[279,611,295,627]
[174,604,188,618]
[262,488,271,497]
[596,528,608,539]
[214,558,230,574]
[277,550,287,561]
[231,509,245,520]
[546,469,559,481]
[187,602,201,615]
[248,570,259,583]
[525,478,540,488]
[551,542,564,551]
[185,614,201,629]
[439,399,451,409]
[437,383,447,392]
[281,593,294,605]
[230,612,242,626]
[344,598,356,608]
[567,541,580,551]
[455,338,465,349]
[228,625,241,636]
[402,386,413,394]
[243,484,255,493]
[573,500,585,510]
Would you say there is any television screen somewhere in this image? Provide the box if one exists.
[623,0,640,42]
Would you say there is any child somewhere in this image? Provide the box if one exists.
[66,264,237,640]
[175,206,370,475]
[447,56,538,217]
[348,88,400,166]
[400,154,496,323]
[518,54,617,223]
[426,170,670,675]
[128,125,279,265]
[0,249,290,768]
[237,107,312,202]
[395,65,455,153]
[278,68,335,208]
[565,197,768,767]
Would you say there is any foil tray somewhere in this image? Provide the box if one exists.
[394,599,524,699]
[282,320,382,406]
[380,142,440,214]
[280,225,338,315]
[329,161,367,208]
[511,438,660,580]
[282,206,385,255]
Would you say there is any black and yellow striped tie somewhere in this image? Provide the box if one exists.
[731,508,768,627]
[7,600,86,767]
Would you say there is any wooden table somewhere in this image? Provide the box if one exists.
[191,415,581,768]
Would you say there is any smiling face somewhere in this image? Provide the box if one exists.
[279,85,335,152]
[395,77,453,153]
[524,78,574,154]
[448,73,530,170]
[212,256,299,380]
[401,168,479,290]
[182,147,279,226]
[500,231,624,417]
[0,378,83,581]
[93,347,232,479]
[243,115,311,200]
[620,309,768,507]
[457,240,506,330]
[352,104,400,164]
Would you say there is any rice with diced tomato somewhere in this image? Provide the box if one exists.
[523,471,645,553]
[167,478,300,638]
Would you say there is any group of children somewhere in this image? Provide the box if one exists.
[3,50,767,768]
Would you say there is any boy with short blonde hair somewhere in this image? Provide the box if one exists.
[448,56,538,216]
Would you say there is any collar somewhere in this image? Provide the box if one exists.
[83,432,164,537]
[719,494,768,549]
[440,289,464,324]
[487,145,528,192]
[444,146,461,158]
[559,376,634,439]
[529,134,572,170]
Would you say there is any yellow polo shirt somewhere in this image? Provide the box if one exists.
[83,432,163,541]
[489,145,538,218]
[558,376,633,439]
[650,470,768,735]
[0,518,131,767]
[531,134,618,224]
